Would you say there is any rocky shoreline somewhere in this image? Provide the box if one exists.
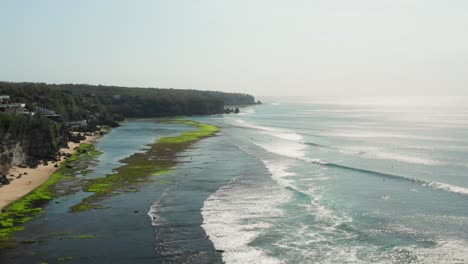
[0,132,101,212]
[0,130,106,188]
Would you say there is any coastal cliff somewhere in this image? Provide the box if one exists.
[0,81,257,177]
[0,114,68,176]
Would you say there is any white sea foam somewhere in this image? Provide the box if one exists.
[424,181,468,196]
[274,228,468,264]
[236,119,444,165]
[147,185,178,226]
[220,117,468,263]
[233,120,308,162]
[237,108,256,116]
[251,139,328,167]
[255,160,360,263]
[234,119,303,142]
[232,120,309,161]
[261,160,295,187]
[252,134,468,198]
[251,140,306,160]
[202,161,292,264]
[391,239,468,264]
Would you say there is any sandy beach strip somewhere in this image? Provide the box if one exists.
[0,134,99,212]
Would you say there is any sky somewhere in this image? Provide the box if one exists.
[1,0,467,96]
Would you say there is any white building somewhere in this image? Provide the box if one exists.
[0,95,10,103]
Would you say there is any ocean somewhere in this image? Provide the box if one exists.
[201,96,468,263]
[2,97,468,264]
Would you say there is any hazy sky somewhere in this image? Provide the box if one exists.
[1,0,467,96]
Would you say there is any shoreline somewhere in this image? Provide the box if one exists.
[0,119,219,250]
[0,119,225,262]
[0,134,99,213]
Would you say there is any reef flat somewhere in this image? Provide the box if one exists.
[0,144,102,249]
[71,120,220,212]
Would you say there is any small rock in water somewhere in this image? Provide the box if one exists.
[134,210,139,213]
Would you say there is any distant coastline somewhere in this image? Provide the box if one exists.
[0,81,257,184]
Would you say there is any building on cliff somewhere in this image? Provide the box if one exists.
[0,95,35,115]
[0,103,31,115]
[0,95,10,103]
[66,120,88,131]
[34,106,62,121]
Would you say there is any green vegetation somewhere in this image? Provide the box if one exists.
[0,81,256,121]
[66,143,102,162]
[48,231,72,236]
[71,120,219,212]
[158,120,220,144]
[152,169,173,176]
[0,170,64,248]
[0,113,65,174]
[0,144,102,249]
[71,235,97,239]
[20,239,41,244]
[48,232,98,240]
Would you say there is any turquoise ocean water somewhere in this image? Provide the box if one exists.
[201,97,468,264]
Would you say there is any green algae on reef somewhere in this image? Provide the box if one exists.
[70,234,98,239]
[0,144,102,249]
[71,119,220,212]
[66,143,102,162]
[0,120,218,248]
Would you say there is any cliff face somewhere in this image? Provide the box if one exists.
[3,142,26,165]
[0,114,67,175]
[0,141,26,174]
